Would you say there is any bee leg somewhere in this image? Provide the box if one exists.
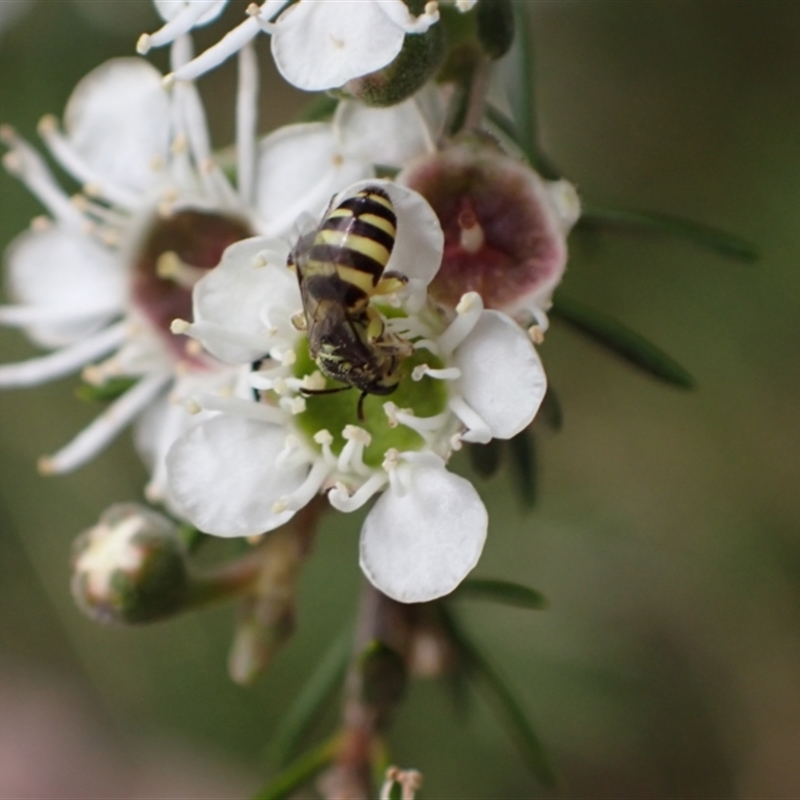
[364,305,386,343]
[372,271,408,297]
[358,390,368,422]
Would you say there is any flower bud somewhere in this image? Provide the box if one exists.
[399,133,580,325]
[476,0,514,59]
[71,504,189,625]
[337,10,445,107]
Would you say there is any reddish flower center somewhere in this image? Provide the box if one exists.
[133,209,252,358]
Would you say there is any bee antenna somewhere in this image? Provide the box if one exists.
[299,386,352,397]
[357,391,368,422]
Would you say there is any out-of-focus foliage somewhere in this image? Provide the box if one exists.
[1,2,800,797]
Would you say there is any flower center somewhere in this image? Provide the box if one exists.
[133,209,253,358]
[290,338,449,468]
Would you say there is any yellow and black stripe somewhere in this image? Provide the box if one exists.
[304,187,397,302]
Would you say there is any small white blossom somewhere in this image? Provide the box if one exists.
[0,38,358,503]
[147,0,442,92]
[165,180,547,603]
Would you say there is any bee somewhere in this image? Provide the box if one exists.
[289,186,413,419]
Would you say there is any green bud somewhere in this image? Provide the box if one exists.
[338,22,445,107]
[476,0,515,59]
[71,504,189,625]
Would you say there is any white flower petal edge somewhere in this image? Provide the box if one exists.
[167,414,306,536]
[360,462,488,603]
[454,310,547,441]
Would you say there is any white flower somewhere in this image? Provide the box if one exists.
[144,0,442,92]
[165,179,547,603]
[0,39,337,503]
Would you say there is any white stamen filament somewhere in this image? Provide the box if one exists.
[165,15,265,85]
[38,370,171,475]
[393,407,450,437]
[71,194,129,227]
[156,251,207,289]
[338,425,373,476]
[1,127,84,227]
[0,303,118,327]
[138,1,212,53]
[173,319,270,354]
[314,429,337,466]
[411,364,461,382]
[278,459,331,513]
[193,393,286,424]
[0,323,125,388]
[448,395,491,444]
[328,473,388,513]
[37,116,140,210]
[436,292,484,356]
[236,43,259,206]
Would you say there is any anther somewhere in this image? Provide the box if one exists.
[382,448,401,472]
[456,292,481,315]
[424,1,439,15]
[83,182,102,198]
[302,371,326,391]
[171,134,188,155]
[343,425,372,446]
[458,209,484,254]
[185,339,203,357]
[185,398,202,415]
[246,3,260,16]
[30,216,51,232]
[272,499,288,514]
[170,318,192,335]
[252,253,268,268]
[281,396,306,415]
[37,114,58,135]
[0,124,15,143]
[314,429,333,446]
[162,73,177,90]
[528,325,545,345]
[280,349,296,366]
[136,33,152,54]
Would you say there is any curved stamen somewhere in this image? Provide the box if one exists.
[37,116,140,211]
[411,364,461,382]
[0,304,119,327]
[338,425,373,477]
[137,2,213,53]
[1,127,84,226]
[313,429,337,466]
[436,292,484,357]
[448,395,491,444]
[39,370,172,474]
[328,473,388,513]
[0,321,126,388]
[193,392,286,424]
[276,459,331,513]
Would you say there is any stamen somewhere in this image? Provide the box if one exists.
[38,370,171,475]
[192,393,285,424]
[0,322,126,388]
[166,14,264,84]
[0,303,118,327]
[37,116,140,210]
[137,1,212,53]
[314,429,337,466]
[279,395,306,415]
[172,318,270,353]
[436,292,484,356]
[338,425,373,476]
[528,324,545,345]
[156,251,207,289]
[411,364,461,382]
[448,395,491,444]
[236,43,259,206]
[1,127,84,226]
[327,473,388,513]
[277,459,332,513]
[458,208,485,254]
[301,371,326,391]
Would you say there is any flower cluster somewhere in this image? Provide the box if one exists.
[1,0,576,606]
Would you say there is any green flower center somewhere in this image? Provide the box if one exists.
[292,337,449,468]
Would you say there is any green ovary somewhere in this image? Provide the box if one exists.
[292,338,449,468]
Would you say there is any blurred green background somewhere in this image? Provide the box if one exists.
[1,1,799,797]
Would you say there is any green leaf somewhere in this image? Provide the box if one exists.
[508,429,537,508]
[252,736,339,800]
[298,93,339,123]
[468,438,504,479]
[75,377,137,403]
[456,578,548,610]
[438,607,557,789]
[269,628,351,766]
[551,295,696,389]
[578,204,759,263]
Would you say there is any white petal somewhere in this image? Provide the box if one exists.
[454,310,547,440]
[63,59,171,194]
[336,179,443,286]
[166,414,307,536]
[270,1,405,91]
[4,228,126,348]
[154,0,227,25]
[360,464,487,603]
[255,122,372,239]
[334,85,444,168]
[192,237,299,363]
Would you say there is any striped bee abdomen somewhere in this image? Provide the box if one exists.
[307,188,397,292]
